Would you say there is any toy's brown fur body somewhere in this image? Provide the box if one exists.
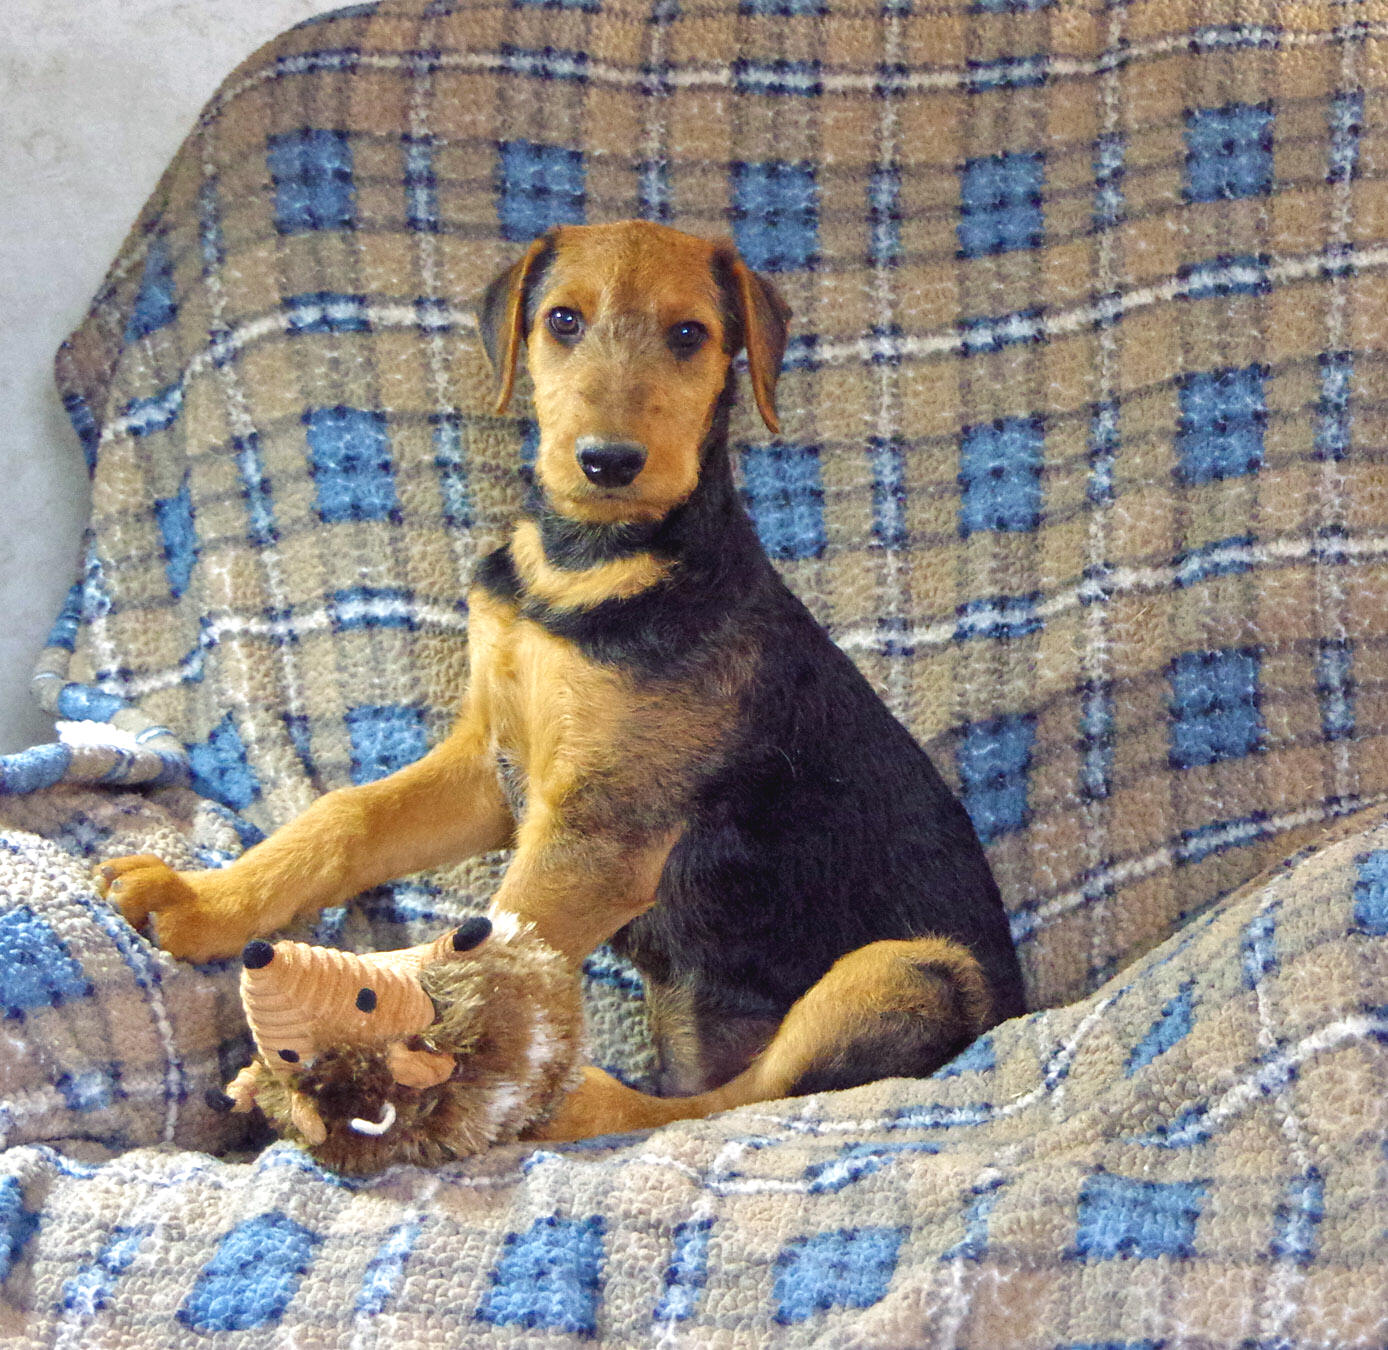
[98,220,1025,1140]
[230,925,584,1174]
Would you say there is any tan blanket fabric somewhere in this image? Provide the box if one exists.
[0,0,1385,1342]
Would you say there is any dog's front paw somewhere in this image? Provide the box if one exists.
[94,855,253,962]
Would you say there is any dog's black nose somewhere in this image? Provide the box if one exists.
[577,439,647,488]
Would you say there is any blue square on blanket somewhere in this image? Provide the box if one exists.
[154,477,198,599]
[1177,365,1267,484]
[497,140,586,242]
[477,1214,605,1335]
[1076,1172,1207,1260]
[1168,647,1264,769]
[189,712,262,810]
[1353,849,1388,936]
[733,161,819,272]
[773,1227,904,1323]
[306,407,399,523]
[179,1213,322,1333]
[56,1067,118,1113]
[1184,103,1274,203]
[958,152,1044,257]
[346,705,428,784]
[741,0,826,12]
[0,1177,39,1282]
[957,714,1035,843]
[61,1225,150,1318]
[741,443,826,560]
[125,237,177,341]
[268,130,357,233]
[959,416,1044,535]
[0,906,93,1017]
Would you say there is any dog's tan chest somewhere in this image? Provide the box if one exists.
[462,577,748,833]
[464,587,630,816]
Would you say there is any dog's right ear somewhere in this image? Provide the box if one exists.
[476,233,555,414]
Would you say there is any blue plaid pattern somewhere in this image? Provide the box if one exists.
[1124,981,1194,1075]
[732,162,819,272]
[476,1214,604,1335]
[1176,365,1267,484]
[1271,1170,1325,1265]
[959,417,1044,535]
[1168,648,1264,770]
[1353,849,1388,936]
[0,906,92,1017]
[957,714,1035,844]
[1076,1173,1207,1261]
[741,443,826,560]
[305,407,399,523]
[773,1227,904,1323]
[1184,103,1274,203]
[179,1214,321,1333]
[60,1226,150,1318]
[268,130,357,233]
[654,1219,712,1322]
[153,478,197,599]
[124,238,177,342]
[345,704,428,784]
[0,1178,39,1283]
[741,0,826,14]
[496,140,586,242]
[56,1066,117,1113]
[355,1221,421,1317]
[188,713,261,810]
[958,152,1045,257]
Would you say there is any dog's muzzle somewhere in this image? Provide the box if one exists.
[576,438,647,488]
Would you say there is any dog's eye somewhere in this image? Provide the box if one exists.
[546,307,584,342]
[668,320,709,357]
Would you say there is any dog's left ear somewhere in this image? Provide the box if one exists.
[476,233,555,414]
[726,254,792,435]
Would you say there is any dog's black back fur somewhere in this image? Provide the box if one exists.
[475,377,1026,1073]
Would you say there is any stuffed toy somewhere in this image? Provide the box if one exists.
[217,914,584,1175]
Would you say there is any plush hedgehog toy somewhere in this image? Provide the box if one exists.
[217,915,584,1175]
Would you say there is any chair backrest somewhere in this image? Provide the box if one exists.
[50,0,1388,1007]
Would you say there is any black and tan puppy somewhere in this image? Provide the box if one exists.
[97,220,1024,1138]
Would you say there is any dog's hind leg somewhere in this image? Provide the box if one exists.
[530,935,993,1140]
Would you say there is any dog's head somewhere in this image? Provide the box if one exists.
[477,220,790,525]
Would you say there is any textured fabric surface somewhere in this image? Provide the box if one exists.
[1,790,1385,1345]
[1,0,1387,1341]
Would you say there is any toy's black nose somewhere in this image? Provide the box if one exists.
[577,438,646,488]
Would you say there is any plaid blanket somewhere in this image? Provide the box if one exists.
[2,0,1386,1342]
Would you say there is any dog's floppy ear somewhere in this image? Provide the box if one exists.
[476,233,555,414]
[724,252,792,435]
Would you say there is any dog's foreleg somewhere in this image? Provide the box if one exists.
[97,721,513,961]
[488,808,680,965]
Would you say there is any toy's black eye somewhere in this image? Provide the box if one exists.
[452,916,493,951]
[547,307,584,342]
[356,987,377,1013]
[668,320,709,357]
[278,1049,300,1063]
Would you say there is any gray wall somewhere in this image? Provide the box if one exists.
[0,1,339,753]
